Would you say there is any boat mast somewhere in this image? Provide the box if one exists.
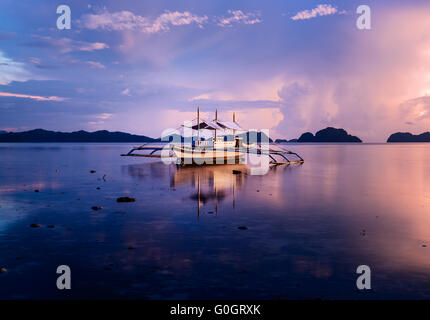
[215,109,218,141]
[197,106,200,146]
[233,112,236,137]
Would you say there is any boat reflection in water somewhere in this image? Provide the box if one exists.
[172,164,247,218]
[123,159,298,219]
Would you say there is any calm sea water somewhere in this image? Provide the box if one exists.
[0,143,430,299]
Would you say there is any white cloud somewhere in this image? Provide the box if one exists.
[217,10,262,27]
[82,9,208,34]
[85,61,106,69]
[0,51,32,85]
[291,4,340,21]
[78,42,109,51]
[27,36,109,53]
[121,88,131,96]
[188,93,210,101]
[57,38,108,53]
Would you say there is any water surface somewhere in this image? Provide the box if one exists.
[0,143,430,299]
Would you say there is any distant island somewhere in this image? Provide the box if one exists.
[275,127,362,143]
[0,129,157,143]
[0,128,274,143]
[387,132,430,142]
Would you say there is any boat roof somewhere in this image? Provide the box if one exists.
[182,118,244,132]
[172,113,246,138]
[215,120,243,131]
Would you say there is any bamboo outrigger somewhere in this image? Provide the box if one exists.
[121,109,304,166]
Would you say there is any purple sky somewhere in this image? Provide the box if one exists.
[1,0,430,141]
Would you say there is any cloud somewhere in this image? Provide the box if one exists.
[217,10,262,27]
[88,113,112,126]
[82,9,208,34]
[0,51,32,85]
[23,36,109,53]
[59,57,106,69]
[85,61,106,69]
[291,4,339,21]
[28,57,41,65]
[95,113,112,120]
[121,88,131,96]
[0,92,66,101]
[188,93,210,101]
[399,96,430,122]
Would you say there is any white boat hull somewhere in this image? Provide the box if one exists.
[171,144,244,165]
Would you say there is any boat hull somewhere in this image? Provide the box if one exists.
[172,144,244,166]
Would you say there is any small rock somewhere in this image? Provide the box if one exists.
[91,206,103,211]
[128,246,135,250]
[238,226,248,230]
[117,197,136,203]
[34,190,40,193]
[232,170,242,175]
[90,170,96,173]
[46,225,55,229]
[0,268,6,274]
[256,190,260,192]
[30,223,41,228]
[422,244,427,248]
[96,187,101,190]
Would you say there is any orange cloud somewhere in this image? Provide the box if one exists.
[0,92,66,101]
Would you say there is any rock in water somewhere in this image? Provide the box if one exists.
[30,223,41,228]
[91,206,103,211]
[90,170,96,173]
[0,268,6,273]
[238,226,248,230]
[117,197,136,203]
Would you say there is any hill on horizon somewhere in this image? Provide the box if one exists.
[0,128,275,143]
[297,127,362,143]
[387,132,430,142]
[0,129,158,143]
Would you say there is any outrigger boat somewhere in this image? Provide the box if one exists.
[121,108,304,166]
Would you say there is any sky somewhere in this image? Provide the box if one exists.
[1,0,430,142]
